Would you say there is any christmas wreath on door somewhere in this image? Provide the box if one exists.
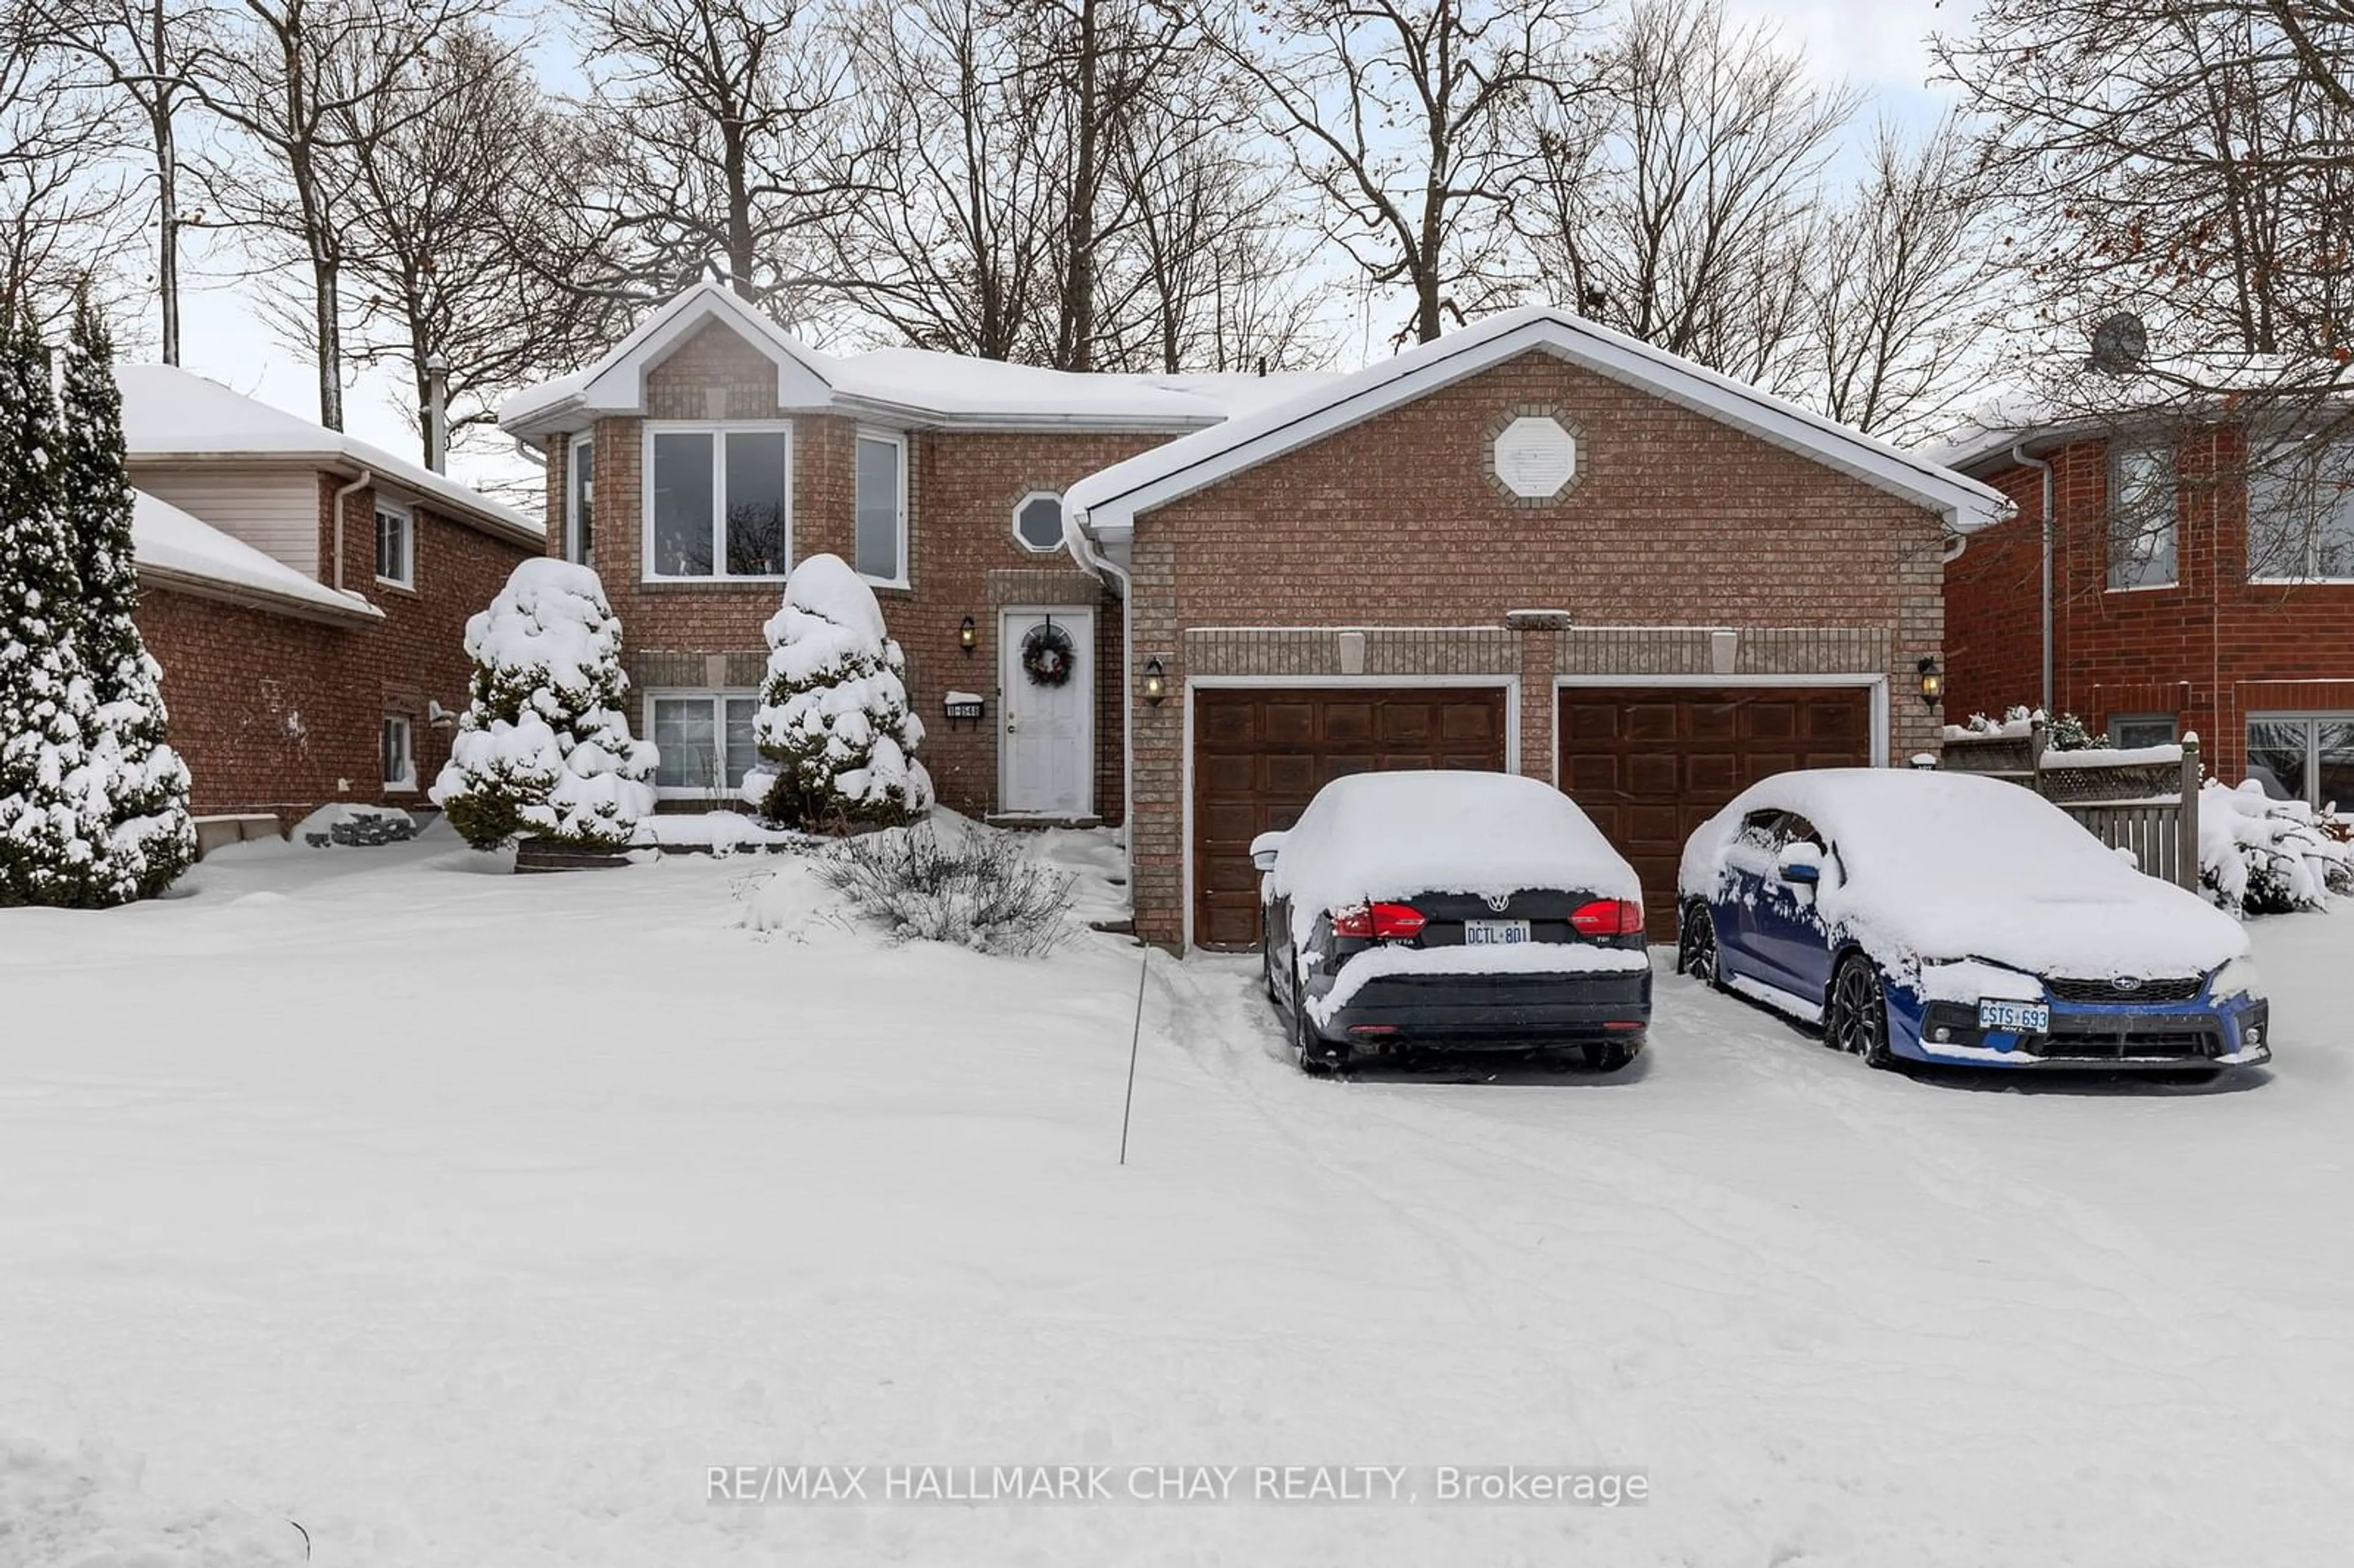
[1020,620,1078,687]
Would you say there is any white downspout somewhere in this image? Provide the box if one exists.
[330,467,373,591]
[1064,506,1135,888]
[2012,443,2057,715]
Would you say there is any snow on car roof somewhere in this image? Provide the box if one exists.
[1268,771,1640,935]
[1682,768,2247,978]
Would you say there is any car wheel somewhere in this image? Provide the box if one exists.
[1678,902,1726,989]
[1827,954,1894,1068]
[1292,974,1341,1076]
[1581,1040,1636,1073]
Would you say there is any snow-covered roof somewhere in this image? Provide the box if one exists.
[118,365,541,544]
[1067,306,2015,542]
[132,489,384,626]
[497,281,1343,437]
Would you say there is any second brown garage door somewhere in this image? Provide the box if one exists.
[1193,687,1508,949]
[1558,687,1873,939]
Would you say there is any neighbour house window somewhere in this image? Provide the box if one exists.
[2247,716,2354,810]
[375,503,413,587]
[382,715,415,791]
[2247,439,2354,581]
[1014,491,1065,553]
[855,430,907,585]
[2109,714,2179,750]
[646,425,790,579]
[2107,441,2177,590]
[651,692,760,797]
[566,435,595,566]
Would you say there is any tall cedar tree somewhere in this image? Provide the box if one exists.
[61,292,194,896]
[0,311,120,906]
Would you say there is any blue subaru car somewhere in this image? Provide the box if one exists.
[1675,770,2270,1076]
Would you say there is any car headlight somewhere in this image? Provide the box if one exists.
[2209,957,2265,1004]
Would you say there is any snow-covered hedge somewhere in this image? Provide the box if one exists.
[2200,779,2353,916]
[431,560,657,850]
[749,554,932,829]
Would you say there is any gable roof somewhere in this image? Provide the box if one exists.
[118,365,542,546]
[132,489,384,626]
[1064,306,2014,540]
[497,281,1347,437]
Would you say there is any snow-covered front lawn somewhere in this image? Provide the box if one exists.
[6,827,2352,1565]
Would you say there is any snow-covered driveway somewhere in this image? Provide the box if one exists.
[4,832,2350,1566]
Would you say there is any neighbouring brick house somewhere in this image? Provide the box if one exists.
[503,287,2007,949]
[119,365,541,835]
[1935,411,2354,809]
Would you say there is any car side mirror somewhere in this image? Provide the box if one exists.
[1776,843,1824,886]
[1249,830,1287,872]
[1778,861,1820,886]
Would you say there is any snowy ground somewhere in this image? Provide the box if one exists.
[4,824,2352,1566]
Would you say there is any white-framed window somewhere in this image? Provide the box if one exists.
[2247,714,2354,810]
[375,501,414,587]
[1013,490,1065,554]
[2108,713,2178,750]
[643,422,791,580]
[2108,441,2177,590]
[854,428,908,586]
[566,434,595,567]
[2248,438,2354,582]
[649,690,761,798]
[381,714,416,791]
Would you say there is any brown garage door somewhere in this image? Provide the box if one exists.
[1193,687,1508,949]
[1558,687,1873,940]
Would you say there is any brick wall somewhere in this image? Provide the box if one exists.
[1124,349,1952,944]
[556,318,1162,820]
[1949,430,2354,785]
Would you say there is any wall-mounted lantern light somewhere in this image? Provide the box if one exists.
[958,615,977,657]
[1142,658,1167,706]
[1917,655,1945,708]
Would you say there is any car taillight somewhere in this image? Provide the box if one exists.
[1570,898,1644,937]
[1330,902,1428,940]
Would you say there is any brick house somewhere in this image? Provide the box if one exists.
[502,286,2006,948]
[1935,413,2354,810]
[120,365,541,833]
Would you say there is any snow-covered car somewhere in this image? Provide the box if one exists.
[1254,771,1653,1074]
[1676,769,2271,1075]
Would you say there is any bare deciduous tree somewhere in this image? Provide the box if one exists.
[0,24,134,334]
[1223,0,1602,346]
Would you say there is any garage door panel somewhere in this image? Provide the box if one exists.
[1193,687,1508,948]
[1558,685,1873,939]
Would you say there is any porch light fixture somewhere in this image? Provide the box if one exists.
[1142,658,1167,706]
[958,615,977,656]
[1917,655,1945,707]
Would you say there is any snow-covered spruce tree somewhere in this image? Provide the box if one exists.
[430,558,657,850]
[752,553,932,829]
[0,311,119,908]
[61,292,194,898]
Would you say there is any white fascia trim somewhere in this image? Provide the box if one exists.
[1178,672,1522,953]
[1069,311,2014,537]
[829,394,1221,436]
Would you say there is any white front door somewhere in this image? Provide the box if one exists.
[1000,607,1094,816]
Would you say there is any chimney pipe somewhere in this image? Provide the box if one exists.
[424,351,450,474]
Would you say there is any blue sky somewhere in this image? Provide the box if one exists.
[164,0,1970,503]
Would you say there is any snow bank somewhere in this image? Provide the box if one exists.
[0,1434,307,1567]
[1310,940,1650,1024]
[1681,769,2247,981]
[632,810,804,853]
[1267,772,1640,945]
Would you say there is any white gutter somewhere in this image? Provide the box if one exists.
[2011,443,2057,714]
[1063,504,1136,891]
[330,466,372,591]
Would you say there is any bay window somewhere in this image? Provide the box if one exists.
[650,691,761,797]
[566,435,595,566]
[646,424,790,580]
[855,430,907,585]
[2108,441,2177,590]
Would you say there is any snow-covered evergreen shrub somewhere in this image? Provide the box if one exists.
[818,822,1074,954]
[2044,712,2111,752]
[2200,779,2352,916]
[0,312,120,908]
[61,296,193,897]
[430,559,657,850]
[752,554,932,828]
